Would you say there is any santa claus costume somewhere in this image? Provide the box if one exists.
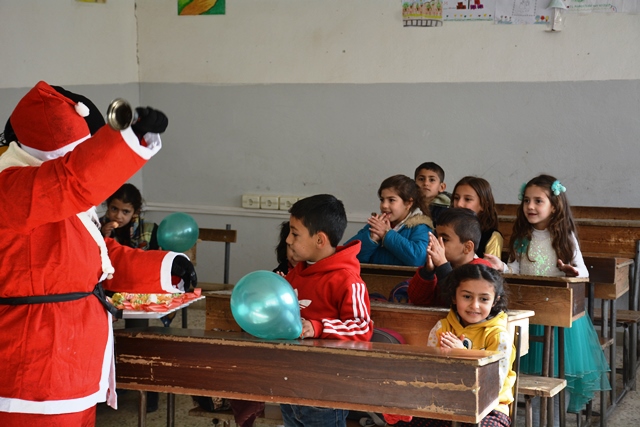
[0,81,192,426]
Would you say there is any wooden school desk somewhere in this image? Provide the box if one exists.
[503,274,587,427]
[114,327,504,427]
[204,290,532,353]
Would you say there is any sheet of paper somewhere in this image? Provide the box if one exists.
[443,0,497,21]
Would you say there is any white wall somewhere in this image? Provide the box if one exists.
[1,1,640,285]
[0,0,138,88]
[136,0,640,84]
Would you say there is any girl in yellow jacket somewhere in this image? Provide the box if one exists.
[386,263,515,427]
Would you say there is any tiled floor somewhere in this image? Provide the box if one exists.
[97,306,640,427]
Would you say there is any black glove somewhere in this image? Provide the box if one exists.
[171,256,197,292]
[131,107,168,135]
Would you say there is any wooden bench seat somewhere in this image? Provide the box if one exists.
[518,375,567,427]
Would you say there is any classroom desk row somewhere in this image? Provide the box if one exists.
[361,257,635,427]
[114,294,533,427]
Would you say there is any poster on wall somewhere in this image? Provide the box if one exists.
[178,0,225,16]
[566,0,638,13]
[494,0,555,24]
[402,1,444,27]
[443,0,496,21]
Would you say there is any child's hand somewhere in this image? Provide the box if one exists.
[557,259,580,277]
[367,213,390,243]
[299,318,315,339]
[440,331,466,349]
[101,221,119,238]
[483,254,504,271]
[427,232,447,268]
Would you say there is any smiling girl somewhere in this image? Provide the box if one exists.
[385,264,514,427]
[345,174,432,266]
[485,174,611,419]
[451,176,503,258]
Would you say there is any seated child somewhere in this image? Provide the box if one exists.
[273,221,297,276]
[100,183,162,413]
[451,176,503,258]
[407,208,492,307]
[414,161,450,226]
[345,174,432,267]
[386,264,515,427]
[281,194,373,427]
[100,183,158,250]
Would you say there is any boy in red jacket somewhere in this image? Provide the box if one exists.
[282,194,372,427]
[408,208,493,307]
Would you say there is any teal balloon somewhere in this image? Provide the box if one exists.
[231,270,302,340]
[157,212,199,252]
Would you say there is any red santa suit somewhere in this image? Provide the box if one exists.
[0,81,183,425]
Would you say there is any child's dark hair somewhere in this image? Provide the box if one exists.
[106,183,143,213]
[414,162,445,183]
[442,264,508,317]
[437,208,482,250]
[289,194,347,247]
[509,174,577,264]
[275,221,290,265]
[451,176,499,232]
[378,174,422,213]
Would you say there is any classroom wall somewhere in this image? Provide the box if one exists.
[1,1,640,285]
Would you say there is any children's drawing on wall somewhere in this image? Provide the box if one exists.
[443,0,496,21]
[178,0,225,16]
[402,1,444,27]
[495,0,554,24]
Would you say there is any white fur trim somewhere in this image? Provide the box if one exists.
[76,208,115,279]
[161,252,188,293]
[21,134,90,161]
[75,102,90,117]
[121,128,162,160]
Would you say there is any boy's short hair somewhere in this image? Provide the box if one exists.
[437,208,481,249]
[414,162,445,183]
[289,194,347,247]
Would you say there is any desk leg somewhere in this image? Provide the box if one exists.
[559,328,566,427]
[167,393,176,427]
[542,325,552,427]
[138,391,147,427]
[588,282,595,320]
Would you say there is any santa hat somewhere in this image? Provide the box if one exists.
[9,81,92,161]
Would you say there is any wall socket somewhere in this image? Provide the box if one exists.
[279,196,298,211]
[241,194,261,209]
[260,195,279,210]
[242,194,301,210]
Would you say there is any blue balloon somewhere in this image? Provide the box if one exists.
[157,212,199,252]
[230,271,302,340]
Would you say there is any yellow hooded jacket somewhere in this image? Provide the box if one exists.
[427,310,516,416]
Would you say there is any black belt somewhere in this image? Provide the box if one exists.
[0,282,123,319]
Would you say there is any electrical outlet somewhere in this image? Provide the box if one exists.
[279,196,298,211]
[241,194,261,209]
[260,195,279,210]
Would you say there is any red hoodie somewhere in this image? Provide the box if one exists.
[286,240,373,341]
[408,257,493,307]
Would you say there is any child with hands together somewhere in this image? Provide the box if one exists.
[345,174,433,267]
[386,264,515,427]
[407,208,492,307]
